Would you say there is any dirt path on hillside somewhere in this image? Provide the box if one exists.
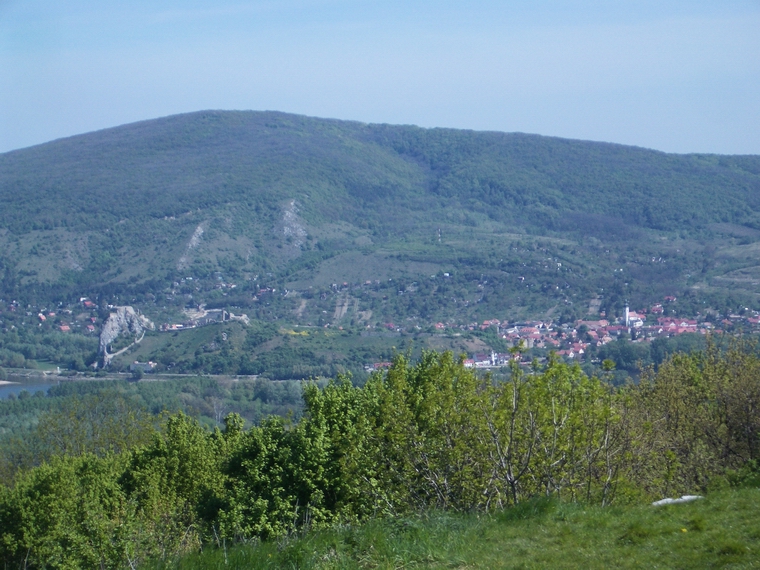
[103,331,145,367]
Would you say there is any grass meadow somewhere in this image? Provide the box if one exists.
[152,488,760,569]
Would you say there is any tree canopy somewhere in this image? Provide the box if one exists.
[1,343,759,568]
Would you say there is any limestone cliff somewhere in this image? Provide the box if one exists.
[99,306,155,357]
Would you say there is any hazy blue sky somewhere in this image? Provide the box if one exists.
[1,1,759,154]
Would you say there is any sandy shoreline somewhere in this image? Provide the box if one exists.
[0,380,18,386]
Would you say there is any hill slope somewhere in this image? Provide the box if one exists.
[1,110,760,322]
[156,490,760,570]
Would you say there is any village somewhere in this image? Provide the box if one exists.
[366,297,760,371]
[4,287,760,377]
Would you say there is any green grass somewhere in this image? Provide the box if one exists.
[151,489,760,569]
[110,319,484,379]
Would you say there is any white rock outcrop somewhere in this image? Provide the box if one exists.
[99,306,154,356]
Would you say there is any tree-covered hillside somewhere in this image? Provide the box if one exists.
[4,111,760,234]
[1,110,760,322]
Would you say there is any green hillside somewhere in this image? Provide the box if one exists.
[1,110,760,323]
[156,490,760,569]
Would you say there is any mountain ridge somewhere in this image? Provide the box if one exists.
[1,110,760,322]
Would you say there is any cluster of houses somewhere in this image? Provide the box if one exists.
[0,297,103,335]
[423,299,760,367]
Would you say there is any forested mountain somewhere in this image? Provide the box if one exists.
[2,110,760,321]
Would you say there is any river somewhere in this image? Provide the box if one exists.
[0,375,60,399]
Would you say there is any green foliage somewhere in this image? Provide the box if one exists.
[727,460,760,489]
[0,327,98,371]
[119,413,228,556]
[0,454,133,569]
[592,334,710,375]
[618,340,760,499]
[0,391,157,479]
[0,345,759,567]
[0,377,304,481]
[3,111,760,239]
[151,489,760,570]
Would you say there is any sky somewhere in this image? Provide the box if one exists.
[1,1,759,155]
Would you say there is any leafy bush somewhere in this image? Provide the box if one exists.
[1,345,759,567]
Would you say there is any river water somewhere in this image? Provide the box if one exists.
[0,375,59,399]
